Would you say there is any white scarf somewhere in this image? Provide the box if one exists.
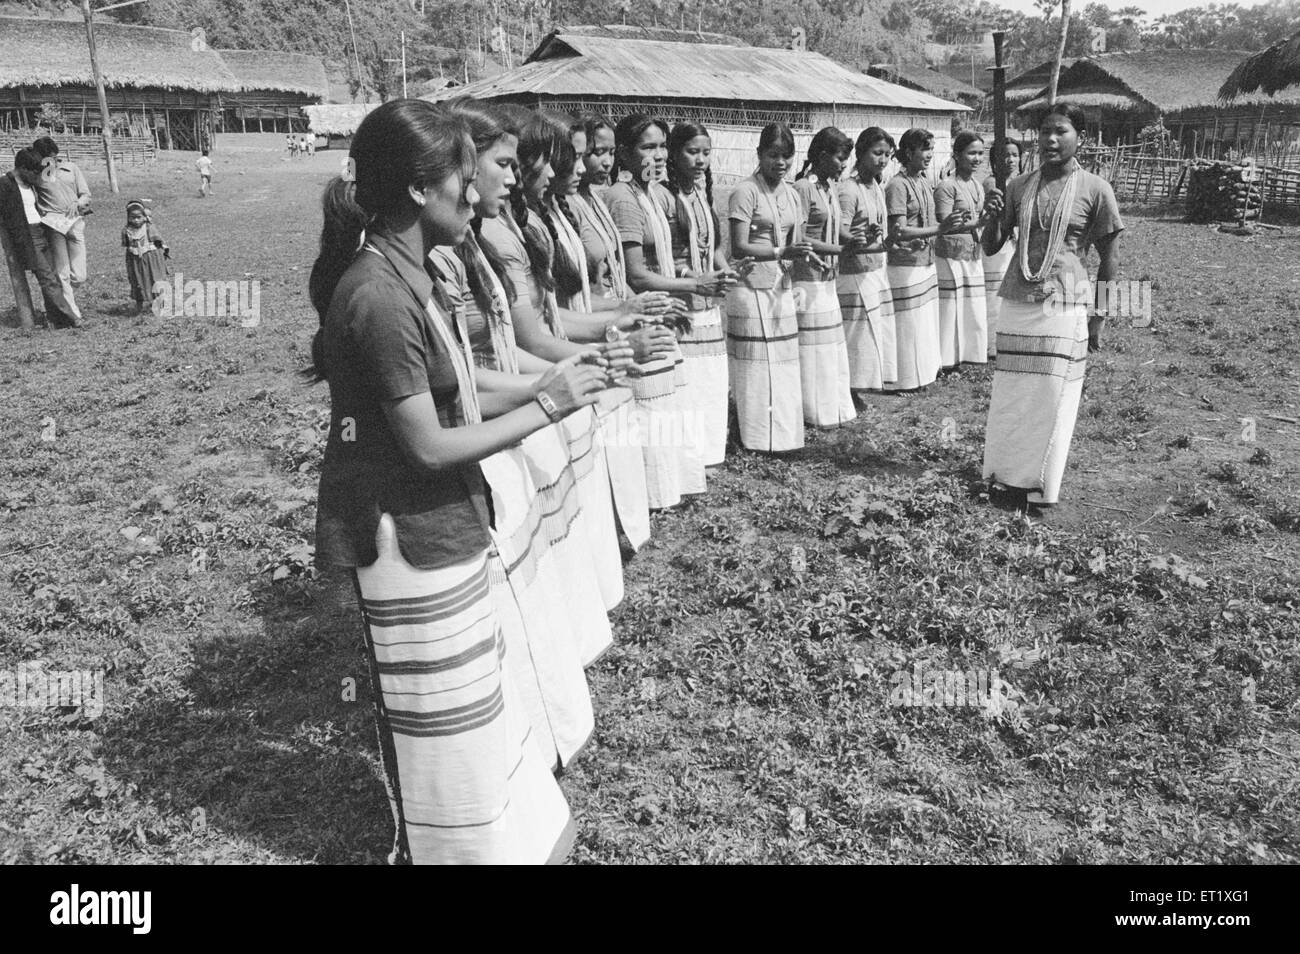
[632,182,675,280]
[550,195,592,313]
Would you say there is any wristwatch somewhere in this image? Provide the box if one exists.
[535,391,562,422]
[604,322,626,342]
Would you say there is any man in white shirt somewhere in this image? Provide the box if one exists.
[0,148,79,328]
[32,136,89,322]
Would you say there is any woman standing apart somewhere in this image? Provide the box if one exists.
[981,140,1021,359]
[606,113,725,506]
[884,128,966,392]
[980,104,1123,506]
[934,130,992,368]
[726,123,811,452]
[665,122,734,467]
[793,127,856,427]
[310,100,606,863]
[837,127,895,394]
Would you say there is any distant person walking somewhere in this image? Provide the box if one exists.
[0,148,79,328]
[196,149,213,196]
[32,136,90,324]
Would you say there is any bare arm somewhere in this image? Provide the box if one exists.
[383,356,606,471]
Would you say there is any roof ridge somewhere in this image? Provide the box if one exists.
[0,13,195,38]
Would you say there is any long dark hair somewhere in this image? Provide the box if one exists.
[542,109,587,294]
[443,96,520,314]
[853,126,895,183]
[515,111,583,299]
[307,99,475,381]
[797,125,852,180]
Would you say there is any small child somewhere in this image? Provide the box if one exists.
[196,149,213,196]
[122,200,168,314]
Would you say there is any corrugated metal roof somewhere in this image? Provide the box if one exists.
[428,30,966,113]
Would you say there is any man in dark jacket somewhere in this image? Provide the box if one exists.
[0,148,79,328]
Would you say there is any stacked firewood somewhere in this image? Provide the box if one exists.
[1185,159,1264,224]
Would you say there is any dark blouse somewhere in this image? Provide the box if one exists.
[314,230,491,570]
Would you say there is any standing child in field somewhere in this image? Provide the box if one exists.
[122,200,167,314]
[196,149,213,196]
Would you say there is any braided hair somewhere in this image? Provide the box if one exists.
[665,121,715,209]
[797,125,852,181]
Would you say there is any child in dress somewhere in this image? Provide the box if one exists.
[122,200,168,314]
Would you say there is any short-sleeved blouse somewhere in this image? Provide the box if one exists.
[429,245,498,369]
[792,177,839,283]
[605,179,674,277]
[315,231,491,571]
[884,172,936,268]
[666,184,717,310]
[728,175,800,290]
[570,192,617,298]
[837,178,886,275]
[998,166,1124,302]
[933,176,985,262]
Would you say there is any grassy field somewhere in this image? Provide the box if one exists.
[1,136,1297,864]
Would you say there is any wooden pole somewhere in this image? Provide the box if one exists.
[82,0,120,193]
[1048,0,1072,106]
[990,30,1009,193]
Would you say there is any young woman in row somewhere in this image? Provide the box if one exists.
[981,140,1021,358]
[792,126,857,428]
[310,99,617,864]
[606,113,730,505]
[980,103,1123,506]
[883,128,967,392]
[547,111,659,550]
[837,127,895,393]
[428,99,614,770]
[934,129,993,368]
[664,122,734,467]
[725,122,808,452]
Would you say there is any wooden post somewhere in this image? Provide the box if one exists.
[0,219,36,330]
[81,0,119,193]
[989,30,1009,193]
[1048,0,1072,105]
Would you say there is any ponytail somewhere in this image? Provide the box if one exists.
[306,176,369,381]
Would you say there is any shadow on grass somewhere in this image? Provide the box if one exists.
[97,571,392,864]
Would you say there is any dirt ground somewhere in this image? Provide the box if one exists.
[1,135,1296,863]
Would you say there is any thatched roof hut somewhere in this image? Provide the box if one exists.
[1017,50,1300,153]
[0,15,238,149]
[426,25,968,181]
[867,64,984,107]
[215,49,327,132]
[303,103,380,138]
[999,58,1080,108]
[1220,30,1300,100]
[0,16,328,145]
